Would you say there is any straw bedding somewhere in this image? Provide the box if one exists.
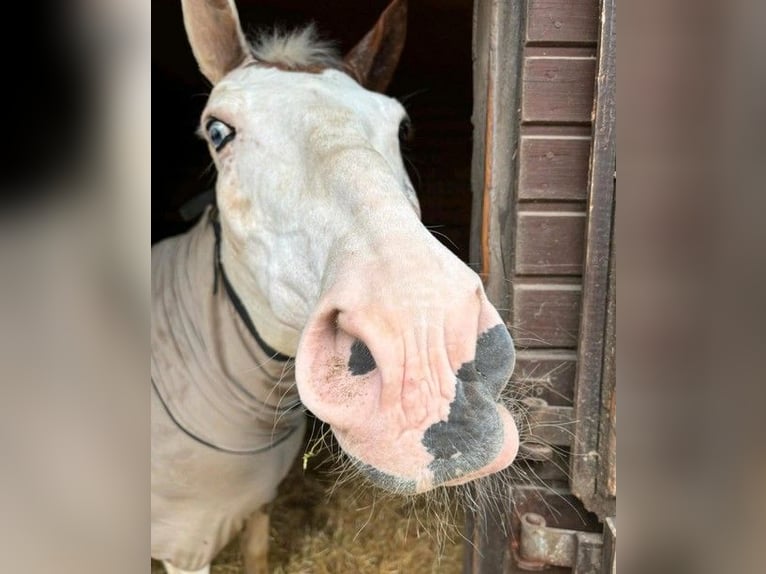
[151,424,464,573]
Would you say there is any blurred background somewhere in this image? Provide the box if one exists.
[0,0,149,572]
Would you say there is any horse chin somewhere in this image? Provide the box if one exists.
[329,403,520,494]
[440,407,520,487]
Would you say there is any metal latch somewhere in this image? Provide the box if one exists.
[515,512,605,573]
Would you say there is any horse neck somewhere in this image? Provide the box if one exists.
[155,211,300,416]
[217,221,303,358]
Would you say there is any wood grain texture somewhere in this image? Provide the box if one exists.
[467,0,526,570]
[570,0,616,520]
[469,0,525,317]
[512,349,577,406]
[518,136,591,200]
[515,211,586,275]
[526,0,599,44]
[511,283,581,348]
[468,0,612,567]
[598,235,617,499]
[522,57,596,123]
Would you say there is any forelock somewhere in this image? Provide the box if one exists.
[249,24,342,70]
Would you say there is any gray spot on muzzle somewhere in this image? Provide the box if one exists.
[348,339,376,376]
[422,324,515,485]
[475,324,515,399]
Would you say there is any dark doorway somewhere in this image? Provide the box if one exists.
[152,0,474,263]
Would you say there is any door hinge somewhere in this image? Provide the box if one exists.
[514,512,616,573]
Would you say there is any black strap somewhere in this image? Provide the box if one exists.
[152,377,299,455]
[209,207,294,363]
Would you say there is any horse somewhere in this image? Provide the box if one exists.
[151,1,519,572]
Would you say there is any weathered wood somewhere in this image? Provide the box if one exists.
[570,0,616,520]
[468,0,613,569]
[512,349,577,406]
[469,0,525,315]
[467,0,526,569]
[522,57,596,123]
[465,504,511,574]
[516,450,572,482]
[518,136,591,200]
[526,0,599,44]
[515,211,586,275]
[598,239,617,499]
[511,283,581,348]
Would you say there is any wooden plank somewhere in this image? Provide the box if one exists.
[515,211,586,275]
[518,136,591,200]
[512,200,586,213]
[512,349,577,406]
[598,240,617,499]
[516,450,572,482]
[469,0,525,313]
[522,57,596,123]
[466,2,525,568]
[570,0,616,520]
[522,124,593,138]
[525,45,597,58]
[465,505,510,574]
[526,0,599,44]
[511,283,581,348]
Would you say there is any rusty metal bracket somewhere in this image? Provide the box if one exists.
[517,397,574,461]
[515,512,603,573]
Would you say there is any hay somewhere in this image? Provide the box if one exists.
[152,426,464,573]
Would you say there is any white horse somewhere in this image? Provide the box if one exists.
[152,1,519,572]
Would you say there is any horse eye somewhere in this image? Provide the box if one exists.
[398,118,413,144]
[206,119,235,151]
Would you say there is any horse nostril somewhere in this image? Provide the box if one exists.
[348,339,376,376]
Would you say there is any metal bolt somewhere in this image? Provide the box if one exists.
[524,513,546,527]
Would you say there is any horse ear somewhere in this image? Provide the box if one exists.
[344,0,407,93]
[181,0,250,84]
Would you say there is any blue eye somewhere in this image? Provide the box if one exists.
[206,119,235,151]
